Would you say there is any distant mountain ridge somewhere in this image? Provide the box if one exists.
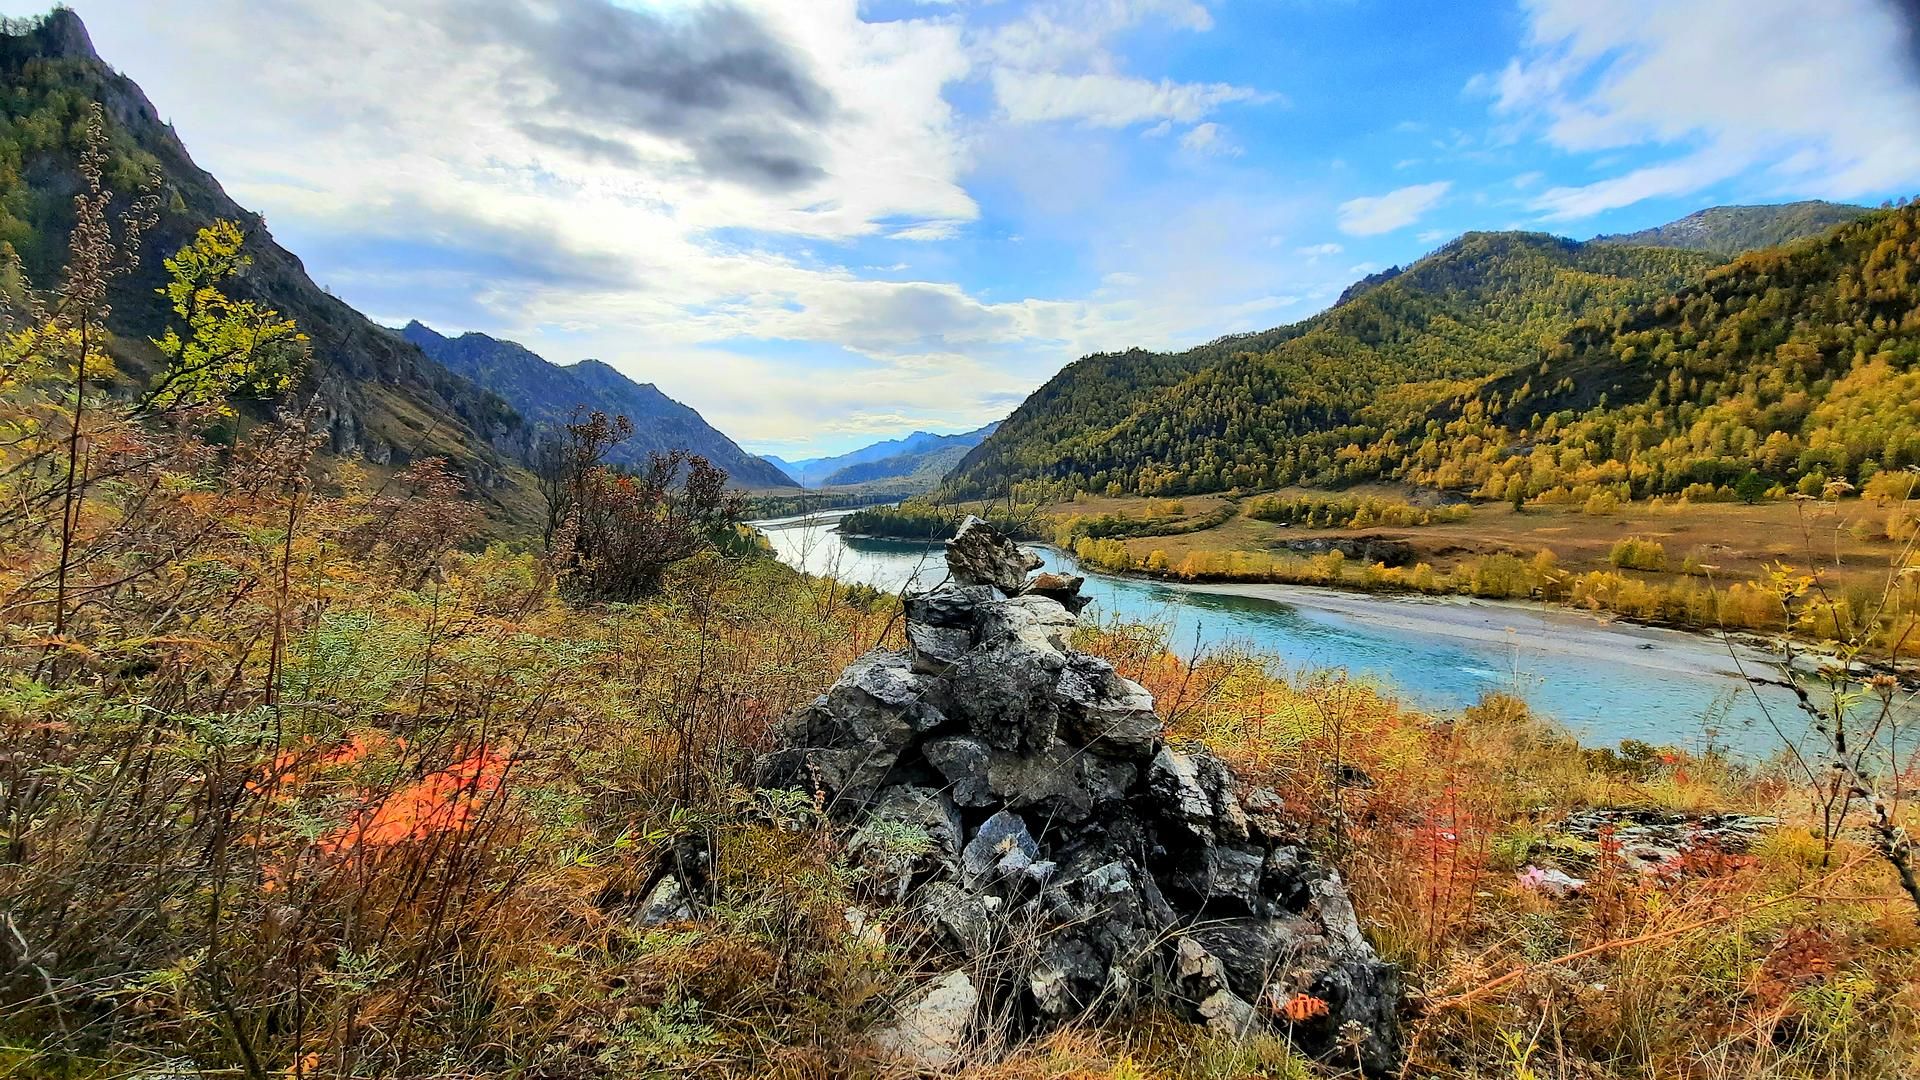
[1592,201,1870,256]
[769,423,999,487]
[400,323,798,489]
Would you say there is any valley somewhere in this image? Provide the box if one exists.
[5,6,1920,1080]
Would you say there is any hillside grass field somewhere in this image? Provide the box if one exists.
[1050,489,1911,595]
[1046,486,1920,655]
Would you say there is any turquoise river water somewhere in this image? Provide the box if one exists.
[755,512,1819,758]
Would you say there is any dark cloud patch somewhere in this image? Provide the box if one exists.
[1893,0,1920,78]
[455,0,833,191]
[516,122,641,167]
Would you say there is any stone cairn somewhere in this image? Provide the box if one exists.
[757,517,1400,1074]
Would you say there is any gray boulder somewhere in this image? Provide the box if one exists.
[1057,654,1160,757]
[850,786,964,901]
[871,970,979,1071]
[1021,571,1092,615]
[962,809,1041,889]
[946,515,1043,594]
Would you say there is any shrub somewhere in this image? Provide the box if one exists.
[1609,536,1668,571]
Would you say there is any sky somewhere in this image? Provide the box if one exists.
[17,0,1920,457]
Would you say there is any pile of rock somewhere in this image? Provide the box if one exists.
[758,517,1400,1074]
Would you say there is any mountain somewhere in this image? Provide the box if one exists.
[399,323,798,490]
[954,204,1920,505]
[1592,201,1870,256]
[770,423,999,488]
[0,11,537,515]
[950,231,1718,497]
[1400,205,1920,498]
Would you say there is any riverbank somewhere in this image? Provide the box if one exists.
[1159,577,1783,683]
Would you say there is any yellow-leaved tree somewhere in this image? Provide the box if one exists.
[142,218,306,415]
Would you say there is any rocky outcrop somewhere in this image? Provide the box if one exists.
[1275,534,1417,568]
[758,519,1401,1073]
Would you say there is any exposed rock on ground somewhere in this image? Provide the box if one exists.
[1560,808,1780,874]
[758,517,1402,1074]
[872,970,980,1071]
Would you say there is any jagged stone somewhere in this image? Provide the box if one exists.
[872,970,978,1071]
[1559,808,1780,873]
[962,809,1040,889]
[1029,938,1105,1017]
[850,786,963,901]
[946,515,1043,594]
[757,549,1403,1074]
[978,593,1079,653]
[636,877,691,926]
[920,881,1002,956]
[1149,747,1216,837]
[982,741,1125,823]
[1199,989,1258,1038]
[1021,571,1091,615]
[904,582,997,629]
[906,622,971,674]
[923,734,995,808]
[1056,654,1160,758]
[947,639,1064,753]
[756,651,947,808]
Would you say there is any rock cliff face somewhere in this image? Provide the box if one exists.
[758,517,1401,1073]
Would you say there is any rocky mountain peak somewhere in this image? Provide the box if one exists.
[754,518,1402,1072]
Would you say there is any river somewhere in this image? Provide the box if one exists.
[755,511,1816,758]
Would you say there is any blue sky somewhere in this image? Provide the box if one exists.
[25,0,1920,456]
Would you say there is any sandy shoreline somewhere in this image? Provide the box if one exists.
[1152,578,1783,683]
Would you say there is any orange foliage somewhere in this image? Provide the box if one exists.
[246,732,394,795]
[1275,992,1330,1022]
[318,747,511,853]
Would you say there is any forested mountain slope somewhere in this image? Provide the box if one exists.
[1592,201,1870,257]
[400,323,798,489]
[0,11,535,505]
[1398,205,1920,500]
[951,232,1717,496]
[953,205,1919,506]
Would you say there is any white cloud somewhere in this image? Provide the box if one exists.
[994,70,1266,127]
[1484,0,1920,219]
[1336,181,1452,235]
[1178,121,1241,156]
[1295,242,1344,256]
[979,0,1274,144]
[40,0,1338,451]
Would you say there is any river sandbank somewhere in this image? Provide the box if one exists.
[1156,578,1785,685]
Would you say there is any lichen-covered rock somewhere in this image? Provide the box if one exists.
[757,517,1401,1073]
[872,970,978,1071]
[1021,571,1091,615]
[946,514,1043,594]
